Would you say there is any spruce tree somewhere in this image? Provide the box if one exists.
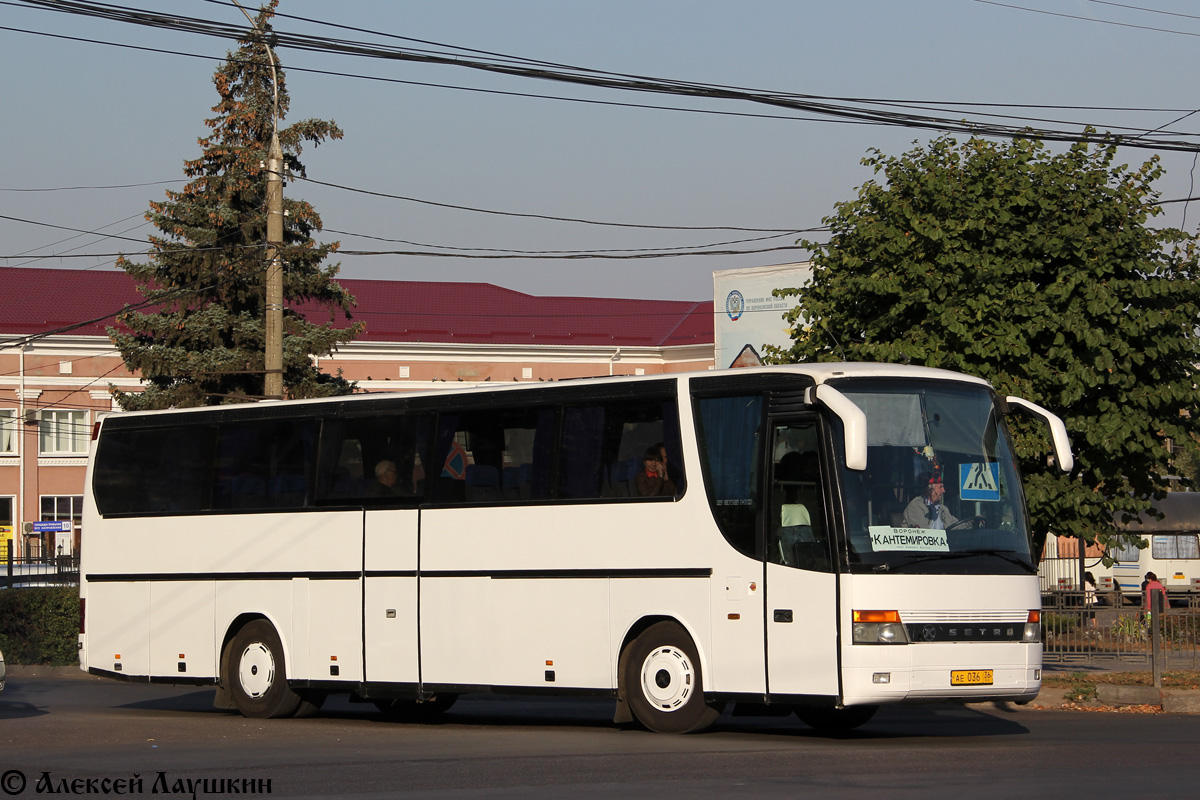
[110,0,361,410]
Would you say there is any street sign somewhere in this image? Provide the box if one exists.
[27,520,72,533]
[959,462,1001,502]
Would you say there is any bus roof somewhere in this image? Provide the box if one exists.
[101,363,993,422]
[1115,492,1200,535]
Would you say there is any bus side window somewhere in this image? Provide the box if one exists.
[93,424,214,515]
[432,407,555,504]
[694,394,762,559]
[212,419,317,511]
[561,398,683,501]
[317,414,431,503]
[768,422,831,573]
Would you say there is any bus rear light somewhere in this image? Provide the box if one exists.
[79,598,85,634]
[1024,610,1041,642]
[91,421,102,441]
[852,610,908,645]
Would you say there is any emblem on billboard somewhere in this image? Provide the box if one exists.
[726,290,745,321]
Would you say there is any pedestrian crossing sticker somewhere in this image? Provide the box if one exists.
[960,462,1000,502]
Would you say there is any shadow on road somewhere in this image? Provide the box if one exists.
[0,700,50,720]
[311,695,1031,740]
[115,689,229,714]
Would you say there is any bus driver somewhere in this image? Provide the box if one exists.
[903,475,959,530]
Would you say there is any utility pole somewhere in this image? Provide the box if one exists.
[264,133,284,400]
[231,0,284,400]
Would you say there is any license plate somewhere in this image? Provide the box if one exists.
[951,669,994,686]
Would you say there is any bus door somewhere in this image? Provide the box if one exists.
[764,417,839,699]
[363,508,421,685]
[321,415,427,687]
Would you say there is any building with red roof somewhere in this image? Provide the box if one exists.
[0,267,714,557]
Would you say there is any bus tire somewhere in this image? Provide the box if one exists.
[293,691,327,718]
[222,620,301,719]
[794,704,878,733]
[622,621,720,734]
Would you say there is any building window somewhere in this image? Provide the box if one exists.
[41,495,83,557]
[0,409,16,455]
[39,410,88,455]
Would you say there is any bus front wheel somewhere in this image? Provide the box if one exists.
[222,620,302,719]
[622,621,721,734]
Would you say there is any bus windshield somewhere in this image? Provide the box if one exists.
[833,379,1034,575]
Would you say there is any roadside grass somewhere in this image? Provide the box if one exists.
[1043,670,1200,699]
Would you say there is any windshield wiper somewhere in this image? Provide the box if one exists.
[881,548,1033,573]
[960,548,1035,570]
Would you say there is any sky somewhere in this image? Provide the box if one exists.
[4,0,1200,303]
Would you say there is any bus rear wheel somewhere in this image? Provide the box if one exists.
[622,621,721,734]
[222,620,302,719]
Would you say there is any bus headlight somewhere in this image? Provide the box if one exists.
[1023,610,1040,643]
[852,610,909,645]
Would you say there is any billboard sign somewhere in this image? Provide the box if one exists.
[713,263,811,369]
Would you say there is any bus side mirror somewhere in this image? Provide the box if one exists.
[809,384,867,471]
[1005,396,1074,474]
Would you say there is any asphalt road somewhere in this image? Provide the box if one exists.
[2,673,1199,798]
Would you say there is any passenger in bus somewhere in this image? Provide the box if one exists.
[903,475,959,530]
[635,446,677,497]
[369,460,400,496]
[653,441,684,488]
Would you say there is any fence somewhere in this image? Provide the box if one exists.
[1039,556,1091,593]
[1042,590,1199,669]
[1,550,80,590]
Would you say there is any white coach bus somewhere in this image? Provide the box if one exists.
[79,364,1072,733]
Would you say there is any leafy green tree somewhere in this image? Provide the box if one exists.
[110,0,361,410]
[768,134,1200,553]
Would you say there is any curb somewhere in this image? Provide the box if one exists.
[1029,685,1200,712]
[5,665,92,678]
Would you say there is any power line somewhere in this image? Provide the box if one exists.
[294,175,800,233]
[2,212,148,268]
[0,213,153,245]
[974,0,1200,38]
[1087,0,1200,23]
[1,205,814,260]
[323,228,817,255]
[335,245,807,260]
[9,1,1200,152]
[0,179,184,192]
